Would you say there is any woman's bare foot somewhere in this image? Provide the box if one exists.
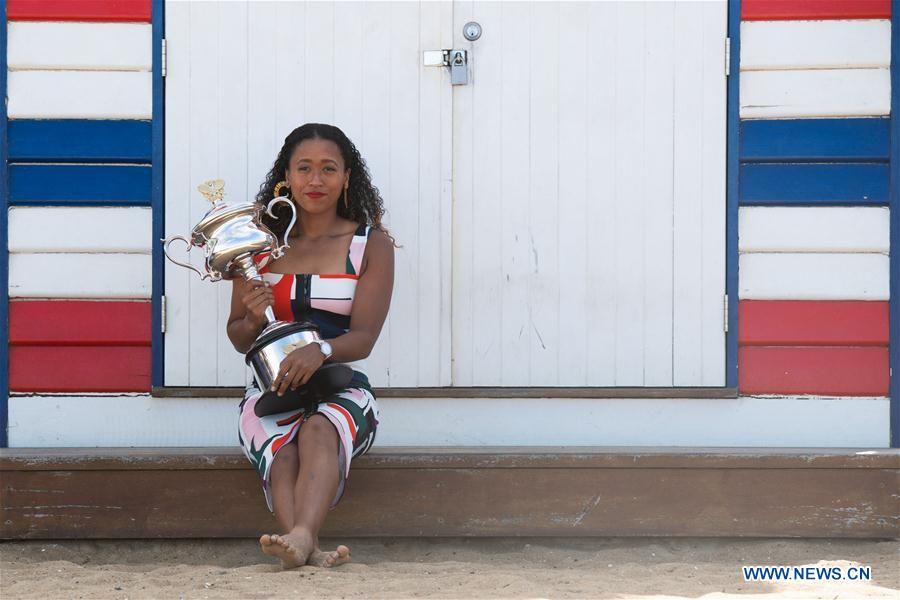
[306,544,351,568]
[259,531,314,569]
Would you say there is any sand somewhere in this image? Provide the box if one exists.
[1,537,898,599]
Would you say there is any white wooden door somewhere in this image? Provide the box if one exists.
[450,1,727,386]
[165,0,727,389]
[164,1,452,387]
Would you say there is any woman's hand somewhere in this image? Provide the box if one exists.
[242,280,274,328]
[271,343,326,396]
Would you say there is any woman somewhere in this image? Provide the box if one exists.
[227,123,395,569]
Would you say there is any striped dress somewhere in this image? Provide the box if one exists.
[238,223,380,512]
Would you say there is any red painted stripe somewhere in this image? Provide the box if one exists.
[739,300,889,346]
[9,346,151,392]
[742,0,891,20]
[739,347,889,396]
[7,0,151,21]
[9,300,151,346]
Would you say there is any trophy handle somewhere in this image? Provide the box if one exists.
[163,235,212,281]
[266,196,297,259]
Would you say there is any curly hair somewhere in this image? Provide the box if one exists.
[256,123,397,246]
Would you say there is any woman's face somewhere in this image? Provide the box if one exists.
[284,138,350,216]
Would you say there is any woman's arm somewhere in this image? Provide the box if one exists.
[328,228,395,362]
[227,277,275,353]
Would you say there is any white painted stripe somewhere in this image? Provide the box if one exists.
[9,253,152,298]
[740,69,890,119]
[9,207,152,253]
[8,71,152,119]
[8,22,152,71]
[739,206,890,253]
[739,253,889,300]
[741,19,891,71]
[7,394,889,448]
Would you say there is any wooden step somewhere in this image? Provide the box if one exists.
[2,447,897,539]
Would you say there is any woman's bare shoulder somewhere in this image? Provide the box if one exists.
[361,227,395,272]
[367,227,395,253]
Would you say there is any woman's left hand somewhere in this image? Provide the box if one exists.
[271,343,326,396]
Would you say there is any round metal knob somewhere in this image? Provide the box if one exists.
[463,21,482,42]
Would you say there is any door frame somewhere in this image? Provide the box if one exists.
[725,0,740,390]
[151,0,165,388]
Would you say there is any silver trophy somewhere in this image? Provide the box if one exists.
[163,179,352,415]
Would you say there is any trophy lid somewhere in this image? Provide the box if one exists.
[191,179,261,241]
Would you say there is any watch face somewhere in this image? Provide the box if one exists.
[320,341,333,356]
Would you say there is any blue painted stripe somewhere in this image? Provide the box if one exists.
[726,0,741,390]
[9,164,151,205]
[741,118,890,162]
[890,0,899,448]
[151,0,165,387]
[9,120,152,163]
[740,163,890,205]
[1,0,9,447]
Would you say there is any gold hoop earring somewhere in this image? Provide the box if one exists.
[343,185,349,209]
[273,181,290,198]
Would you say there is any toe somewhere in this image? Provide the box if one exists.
[260,534,271,546]
[323,546,351,568]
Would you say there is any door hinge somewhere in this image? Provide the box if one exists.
[723,294,729,333]
[161,295,167,334]
[724,37,731,76]
[161,38,167,78]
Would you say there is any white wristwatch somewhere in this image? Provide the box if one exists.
[314,339,333,360]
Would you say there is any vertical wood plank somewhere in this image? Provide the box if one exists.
[333,2,364,143]
[528,1,560,385]
[187,0,221,385]
[470,1,503,385]
[216,1,250,386]
[360,1,393,386]
[163,0,191,386]
[556,2,589,385]
[498,2,532,386]
[274,2,306,137]
[642,2,676,386]
[700,0,727,385]
[613,2,645,385]
[438,0,454,387]
[304,1,335,124]
[452,0,475,385]
[387,1,421,386]
[584,1,617,386]
[246,1,278,202]
[415,1,451,386]
[672,0,705,386]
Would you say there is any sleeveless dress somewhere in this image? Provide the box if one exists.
[238,223,380,512]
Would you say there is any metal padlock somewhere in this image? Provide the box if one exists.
[449,50,468,85]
